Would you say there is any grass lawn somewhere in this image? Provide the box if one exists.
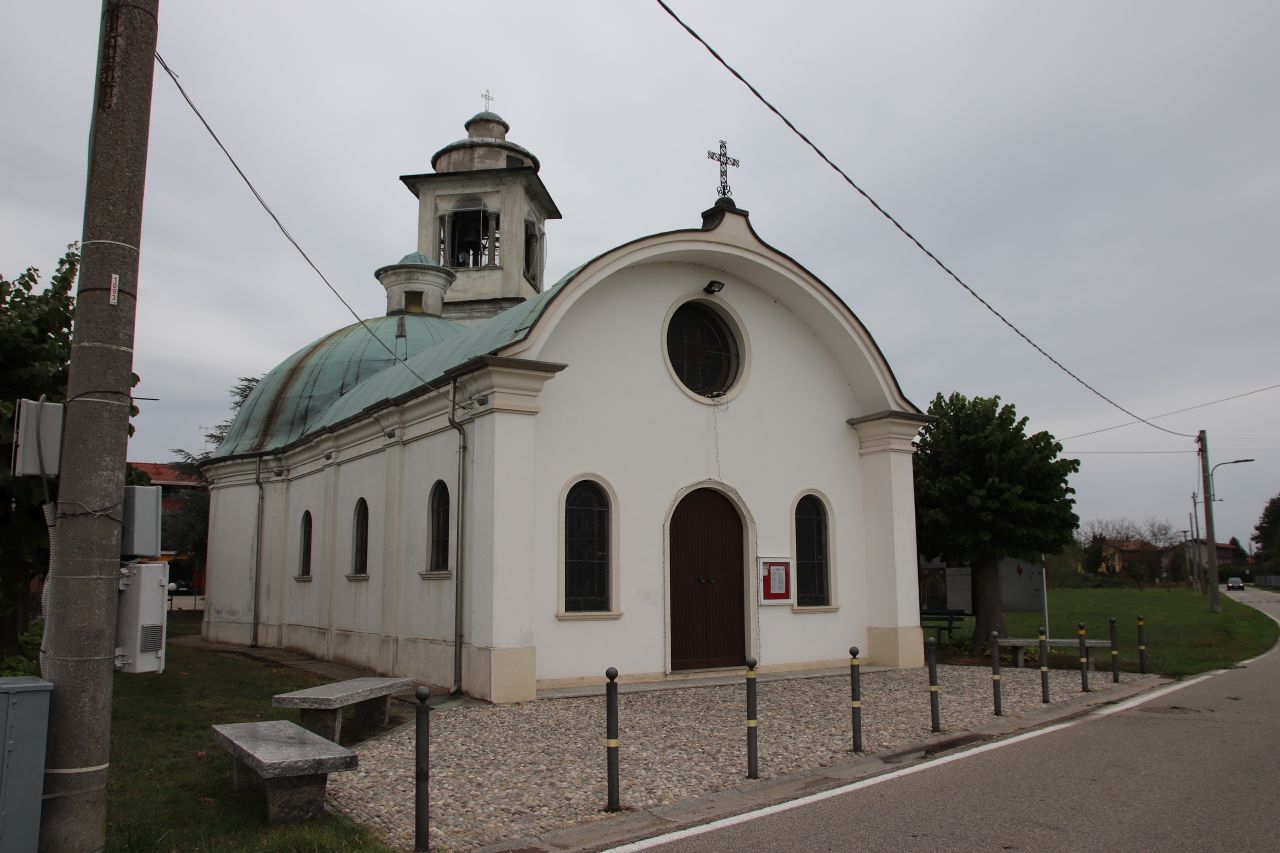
[942,587,1278,678]
[107,611,393,852]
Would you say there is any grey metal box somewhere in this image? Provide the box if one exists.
[0,677,52,853]
[9,399,63,478]
[122,485,162,558]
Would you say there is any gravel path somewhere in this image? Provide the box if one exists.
[328,666,1148,851]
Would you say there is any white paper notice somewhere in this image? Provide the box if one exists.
[769,566,786,594]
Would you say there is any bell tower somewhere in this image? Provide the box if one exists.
[401,110,562,325]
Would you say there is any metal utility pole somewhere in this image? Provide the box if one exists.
[40,2,159,850]
[1198,430,1221,613]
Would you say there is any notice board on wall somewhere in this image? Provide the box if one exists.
[758,558,794,605]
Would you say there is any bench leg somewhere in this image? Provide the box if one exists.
[232,757,264,793]
[299,708,342,742]
[264,773,330,824]
[353,695,391,728]
[1015,647,1025,668]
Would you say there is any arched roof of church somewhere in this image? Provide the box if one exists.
[209,203,920,463]
[213,313,465,458]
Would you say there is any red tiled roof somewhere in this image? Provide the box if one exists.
[130,462,200,485]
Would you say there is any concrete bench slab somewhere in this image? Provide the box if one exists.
[273,676,412,741]
[211,720,356,824]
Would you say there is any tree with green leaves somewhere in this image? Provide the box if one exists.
[1253,493,1280,569]
[0,248,78,654]
[914,392,1080,650]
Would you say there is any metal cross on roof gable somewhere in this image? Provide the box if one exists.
[481,89,494,111]
[707,140,739,199]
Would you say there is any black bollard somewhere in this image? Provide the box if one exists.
[746,657,759,779]
[1109,617,1120,684]
[1039,626,1050,704]
[605,667,620,811]
[849,646,863,753]
[926,637,940,733]
[414,687,430,852]
[1078,622,1090,692]
[990,631,1003,716]
[1137,615,1148,674]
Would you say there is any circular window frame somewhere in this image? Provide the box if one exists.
[661,295,751,405]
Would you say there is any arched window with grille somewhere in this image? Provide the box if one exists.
[428,480,450,573]
[298,511,313,578]
[352,498,369,576]
[795,494,829,607]
[564,480,610,612]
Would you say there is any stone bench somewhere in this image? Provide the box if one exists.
[273,676,413,742]
[997,637,1111,670]
[211,720,357,824]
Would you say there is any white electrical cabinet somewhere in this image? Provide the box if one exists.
[116,562,169,674]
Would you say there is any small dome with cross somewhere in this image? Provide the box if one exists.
[465,111,510,135]
[432,112,541,173]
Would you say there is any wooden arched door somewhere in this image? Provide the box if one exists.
[670,488,746,670]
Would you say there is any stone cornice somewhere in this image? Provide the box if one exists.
[848,410,932,455]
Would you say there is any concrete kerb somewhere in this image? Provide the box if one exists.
[474,674,1170,853]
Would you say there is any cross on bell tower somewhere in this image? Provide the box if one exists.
[707,139,739,200]
[481,89,495,111]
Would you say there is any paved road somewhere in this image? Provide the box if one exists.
[636,589,1280,852]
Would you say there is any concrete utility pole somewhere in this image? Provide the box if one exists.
[1199,430,1221,614]
[1190,501,1204,594]
[40,2,159,850]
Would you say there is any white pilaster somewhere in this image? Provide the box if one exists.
[849,411,931,668]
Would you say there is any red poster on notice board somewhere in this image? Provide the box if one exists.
[758,558,793,604]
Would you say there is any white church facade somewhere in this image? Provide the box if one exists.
[202,112,929,702]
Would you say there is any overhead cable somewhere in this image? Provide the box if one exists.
[153,52,431,389]
[653,0,1193,439]
[1062,383,1280,440]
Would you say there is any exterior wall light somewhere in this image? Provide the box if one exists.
[703,280,725,295]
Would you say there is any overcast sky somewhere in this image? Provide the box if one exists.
[3,1,1277,549]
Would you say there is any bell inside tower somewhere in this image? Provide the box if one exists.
[439,197,500,268]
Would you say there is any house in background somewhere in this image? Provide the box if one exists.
[129,462,207,592]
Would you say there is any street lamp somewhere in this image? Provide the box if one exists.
[1210,458,1255,502]
[1200,436,1254,614]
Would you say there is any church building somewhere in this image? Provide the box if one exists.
[202,111,930,702]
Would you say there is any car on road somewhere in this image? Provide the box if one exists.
[1226,577,1245,591]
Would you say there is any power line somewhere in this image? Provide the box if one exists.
[654,0,1194,440]
[1062,383,1280,440]
[153,52,431,389]
[1063,450,1195,455]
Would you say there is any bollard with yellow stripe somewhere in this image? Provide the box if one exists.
[1077,622,1090,693]
[604,667,621,811]
[925,637,941,733]
[849,645,863,752]
[1137,614,1149,674]
[1038,626,1051,704]
[990,630,1003,717]
[745,657,759,779]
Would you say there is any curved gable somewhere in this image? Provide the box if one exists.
[498,201,921,416]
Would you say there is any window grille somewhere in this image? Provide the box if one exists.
[565,481,610,612]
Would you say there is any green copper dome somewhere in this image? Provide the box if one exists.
[214,313,465,458]
[397,251,439,266]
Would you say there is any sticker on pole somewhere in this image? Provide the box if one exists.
[110,273,120,305]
